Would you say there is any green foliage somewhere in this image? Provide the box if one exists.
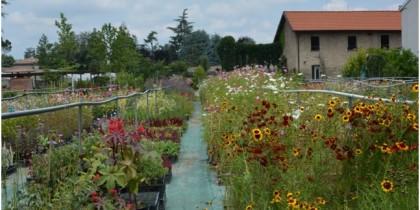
[36,34,54,68]
[217,36,236,71]
[179,30,210,65]
[193,66,207,89]
[198,56,209,71]
[32,144,80,188]
[168,60,188,76]
[137,154,167,184]
[236,42,281,66]
[207,34,221,65]
[86,29,107,74]
[343,48,419,77]
[1,54,14,67]
[24,47,36,58]
[92,103,117,118]
[54,12,78,70]
[141,140,180,157]
[92,75,110,86]
[116,71,144,89]
[42,69,61,87]
[167,8,193,55]
[111,25,140,73]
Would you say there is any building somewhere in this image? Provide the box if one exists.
[273,11,401,79]
[400,0,419,56]
[2,57,41,90]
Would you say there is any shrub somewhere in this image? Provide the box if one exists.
[343,48,418,77]
[192,66,207,89]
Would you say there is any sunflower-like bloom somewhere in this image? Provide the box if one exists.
[412,83,419,93]
[314,114,323,121]
[252,128,263,141]
[381,179,394,193]
[342,115,350,123]
[264,127,271,136]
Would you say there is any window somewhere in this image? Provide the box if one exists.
[348,36,357,50]
[311,36,320,51]
[312,65,320,80]
[381,35,389,49]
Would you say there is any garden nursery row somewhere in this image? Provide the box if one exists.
[2,88,194,210]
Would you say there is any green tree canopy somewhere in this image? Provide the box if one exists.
[167,8,193,55]
[110,24,140,73]
[217,36,236,71]
[54,12,78,70]
[179,30,209,65]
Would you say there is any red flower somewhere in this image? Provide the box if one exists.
[283,115,292,126]
[92,173,101,182]
[137,124,146,134]
[108,188,118,197]
[108,119,125,135]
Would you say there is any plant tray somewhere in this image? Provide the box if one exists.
[121,192,161,210]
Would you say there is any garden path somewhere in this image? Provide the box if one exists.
[166,101,224,210]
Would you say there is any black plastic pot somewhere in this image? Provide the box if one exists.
[3,165,17,176]
[120,191,161,210]
[139,177,166,205]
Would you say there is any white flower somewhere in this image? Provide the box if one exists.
[292,109,301,119]
[298,73,303,76]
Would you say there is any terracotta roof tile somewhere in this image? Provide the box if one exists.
[284,11,401,31]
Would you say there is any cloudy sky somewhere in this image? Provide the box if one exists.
[2,0,404,59]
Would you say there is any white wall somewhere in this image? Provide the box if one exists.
[401,0,419,56]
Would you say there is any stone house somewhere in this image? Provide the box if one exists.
[400,0,419,56]
[273,11,401,79]
[2,57,40,90]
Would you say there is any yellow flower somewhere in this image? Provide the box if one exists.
[381,179,394,192]
[300,106,305,112]
[345,109,352,116]
[293,148,301,157]
[355,148,363,155]
[263,127,271,135]
[412,123,419,131]
[252,128,263,142]
[316,197,326,205]
[287,192,293,198]
[407,113,416,122]
[314,114,323,121]
[342,115,350,123]
[245,204,253,210]
[328,99,337,107]
[412,83,419,93]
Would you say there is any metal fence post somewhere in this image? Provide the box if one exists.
[154,90,158,117]
[78,105,82,155]
[348,96,353,109]
[146,91,150,125]
[134,95,139,127]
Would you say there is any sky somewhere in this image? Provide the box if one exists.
[1,0,405,59]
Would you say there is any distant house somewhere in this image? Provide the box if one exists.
[273,11,401,79]
[400,0,419,56]
[2,57,40,90]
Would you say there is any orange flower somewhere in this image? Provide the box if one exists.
[314,114,323,121]
[412,83,419,93]
[395,141,409,151]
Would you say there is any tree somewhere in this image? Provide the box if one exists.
[167,9,193,55]
[24,47,36,58]
[192,66,207,89]
[101,23,118,71]
[237,36,256,45]
[179,30,209,65]
[2,54,14,67]
[110,24,140,73]
[75,32,91,73]
[207,34,221,66]
[86,28,107,74]
[36,34,54,68]
[54,12,78,69]
[144,31,158,58]
[217,36,236,71]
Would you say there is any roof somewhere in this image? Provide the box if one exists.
[14,57,38,65]
[274,11,401,42]
[2,66,37,73]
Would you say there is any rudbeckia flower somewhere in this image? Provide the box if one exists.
[252,128,263,141]
[314,114,323,121]
[381,179,394,192]
[412,83,419,93]
[342,115,350,123]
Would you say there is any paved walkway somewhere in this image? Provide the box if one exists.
[166,102,224,210]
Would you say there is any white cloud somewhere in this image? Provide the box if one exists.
[322,0,349,10]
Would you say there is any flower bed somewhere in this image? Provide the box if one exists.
[200,70,418,209]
